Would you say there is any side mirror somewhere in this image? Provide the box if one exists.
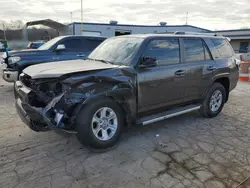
[55,44,66,51]
[139,56,157,68]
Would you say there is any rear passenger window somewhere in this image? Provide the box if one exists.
[184,38,209,62]
[211,38,233,58]
[143,38,180,65]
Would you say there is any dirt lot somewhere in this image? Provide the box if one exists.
[0,61,250,188]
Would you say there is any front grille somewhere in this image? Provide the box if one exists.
[19,73,32,88]
[19,73,55,106]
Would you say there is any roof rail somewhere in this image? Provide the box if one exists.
[174,31,219,36]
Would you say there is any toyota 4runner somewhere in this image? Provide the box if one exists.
[14,33,239,150]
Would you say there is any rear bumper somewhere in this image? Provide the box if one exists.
[14,81,74,133]
[229,70,239,92]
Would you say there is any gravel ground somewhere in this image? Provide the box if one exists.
[0,60,250,188]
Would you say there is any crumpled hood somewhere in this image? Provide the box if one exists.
[23,59,118,79]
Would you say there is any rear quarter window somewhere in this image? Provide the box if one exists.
[211,38,234,58]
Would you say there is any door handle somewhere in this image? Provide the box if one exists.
[77,54,85,57]
[53,57,59,60]
[149,83,158,88]
[175,70,186,76]
[207,66,216,71]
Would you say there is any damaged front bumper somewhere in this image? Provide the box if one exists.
[14,81,76,133]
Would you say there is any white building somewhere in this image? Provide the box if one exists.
[215,29,250,53]
[68,21,210,37]
[24,19,250,54]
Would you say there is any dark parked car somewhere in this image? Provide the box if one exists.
[14,33,239,150]
[1,35,106,82]
[27,41,45,49]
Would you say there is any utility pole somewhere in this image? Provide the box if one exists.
[81,0,83,35]
[3,23,7,40]
[70,12,73,23]
[185,12,188,25]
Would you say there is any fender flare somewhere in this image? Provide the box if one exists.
[72,87,136,126]
[202,73,230,99]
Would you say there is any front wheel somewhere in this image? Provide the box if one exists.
[76,98,124,150]
[200,83,226,118]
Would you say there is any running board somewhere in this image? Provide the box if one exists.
[137,104,201,126]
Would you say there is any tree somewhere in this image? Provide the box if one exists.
[0,20,24,30]
[0,20,8,30]
[10,20,24,29]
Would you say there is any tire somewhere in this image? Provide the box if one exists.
[76,97,124,150]
[200,83,226,118]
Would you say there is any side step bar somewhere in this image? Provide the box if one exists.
[137,104,201,126]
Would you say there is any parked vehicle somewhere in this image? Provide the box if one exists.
[27,41,45,49]
[14,33,239,150]
[0,40,8,52]
[1,35,106,82]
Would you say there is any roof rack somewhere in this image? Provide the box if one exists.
[174,31,219,36]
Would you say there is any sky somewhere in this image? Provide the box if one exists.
[0,0,250,30]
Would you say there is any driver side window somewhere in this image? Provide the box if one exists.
[143,38,180,66]
[59,39,83,52]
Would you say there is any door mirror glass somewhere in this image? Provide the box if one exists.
[140,56,157,68]
[55,44,66,51]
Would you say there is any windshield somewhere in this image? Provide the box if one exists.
[88,37,144,66]
[38,37,63,50]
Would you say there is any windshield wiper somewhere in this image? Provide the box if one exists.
[87,58,114,65]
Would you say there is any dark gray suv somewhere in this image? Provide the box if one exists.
[14,33,239,150]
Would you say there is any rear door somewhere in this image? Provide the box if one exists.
[137,37,187,112]
[180,37,215,102]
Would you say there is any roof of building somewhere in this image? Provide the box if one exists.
[69,22,211,32]
[112,33,224,39]
[214,29,250,32]
[223,34,250,37]
[26,19,68,30]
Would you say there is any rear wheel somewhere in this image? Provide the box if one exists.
[76,98,124,150]
[200,83,226,118]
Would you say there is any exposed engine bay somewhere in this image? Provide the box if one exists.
[15,68,136,133]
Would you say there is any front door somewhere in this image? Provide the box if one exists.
[54,38,86,61]
[137,38,186,113]
[180,38,215,102]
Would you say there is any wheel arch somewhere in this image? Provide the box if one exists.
[203,75,230,103]
[214,77,230,103]
[72,89,136,127]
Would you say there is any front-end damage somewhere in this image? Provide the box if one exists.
[15,69,136,133]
